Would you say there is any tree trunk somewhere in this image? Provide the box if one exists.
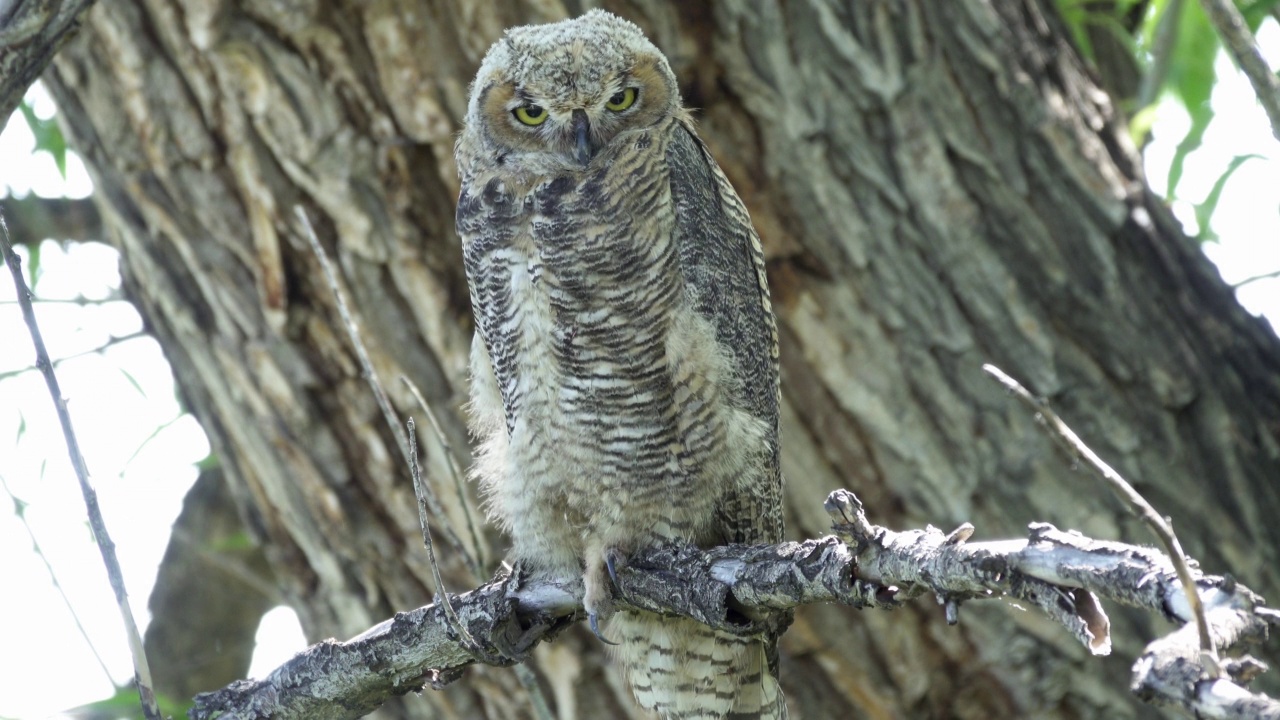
[43,1,1280,718]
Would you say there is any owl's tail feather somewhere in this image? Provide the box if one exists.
[612,610,786,720]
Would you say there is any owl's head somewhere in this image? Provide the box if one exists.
[463,10,680,170]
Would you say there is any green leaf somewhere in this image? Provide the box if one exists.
[196,451,221,471]
[68,684,193,718]
[1155,0,1221,200]
[15,411,26,444]
[1195,153,1262,242]
[212,530,257,552]
[1135,0,1178,109]
[1128,103,1160,146]
[1242,0,1280,30]
[1166,105,1214,199]
[1056,0,1095,59]
[1167,0,1218,112]
[7,489,27,518]
[1055,0,1148,61]
[18,99,67,179]
[26,241,40,290]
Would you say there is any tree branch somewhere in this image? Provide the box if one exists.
[189,490,1279,720]
[0,329,147,382]
[1232,268,1280,289]
[0,0,99,124]
[1197,0,1280,143]
[984,364,1218,666]
[0,195,102,246]
[0,210,160,719]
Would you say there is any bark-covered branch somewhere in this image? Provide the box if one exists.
[0,195,102,246]
[828,490,1280,719]
[1197,0,1280,143]
[0,0,97,123]
[190,490,1279,720]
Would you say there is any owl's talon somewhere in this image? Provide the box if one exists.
[605,550,621,586]
[588,611,619,645]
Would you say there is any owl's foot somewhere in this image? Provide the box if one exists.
[583,544,622,645]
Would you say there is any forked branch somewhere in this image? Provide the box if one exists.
[189,486,1279,720]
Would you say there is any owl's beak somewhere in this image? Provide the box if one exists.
[571,109,593,166]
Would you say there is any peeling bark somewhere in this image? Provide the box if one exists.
[189,490,1280,720]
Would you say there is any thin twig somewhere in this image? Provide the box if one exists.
[982,364,1219,673]
[406,418,475,647]
[400,375,487,573]
[1197,0,1280,143]
[294,207,561,712]
[401,376,551,720]
[1231,267,1280,289]
[0,473,114,681]
[0,330,149,382]
[0,212,161,719]
[293,206,480,578]
[514,664,556,720]
[0,294,126,305]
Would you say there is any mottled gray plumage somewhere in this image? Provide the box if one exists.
[456,11,784,719]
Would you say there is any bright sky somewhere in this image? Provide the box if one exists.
[1143,23,1280,320]
[0,88,304,718]
[1,21,1278,719]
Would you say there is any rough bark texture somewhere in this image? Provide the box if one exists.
[41,1,1280,718]
[0,0,97,123]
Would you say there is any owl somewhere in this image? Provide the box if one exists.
[455,10,785,719]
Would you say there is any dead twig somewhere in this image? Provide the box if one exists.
[0,212,161,719]
[402,379,553,720]
[294,206,480,578]
[298,208,553,718]
[0,330,148,382]
[405,418,478,652]
[1232,268,1280,289]
[983,363,1219,672]
[400,375,487,574]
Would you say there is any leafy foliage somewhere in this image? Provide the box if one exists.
[67,684,193,719]
[1194,152,1261,241]
[18,99,67,179]
[1057,0,1279,240]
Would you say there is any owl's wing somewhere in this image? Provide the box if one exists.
[666,118,783,547]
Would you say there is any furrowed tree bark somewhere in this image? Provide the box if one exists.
[40,1,1280,719]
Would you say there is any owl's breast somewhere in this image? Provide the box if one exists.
[459,146,693,480]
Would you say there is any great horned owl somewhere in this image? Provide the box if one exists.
[456,10,785,719]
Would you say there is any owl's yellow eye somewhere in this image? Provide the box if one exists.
[513,104,547,126]
[605,87,638,112]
